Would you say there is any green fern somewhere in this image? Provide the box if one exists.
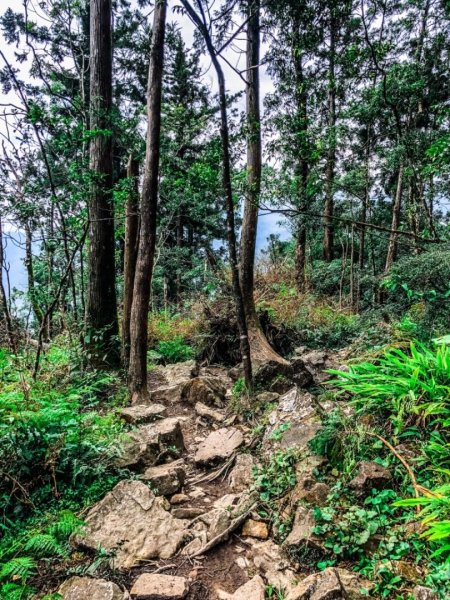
[0,557,36,581]
[23,534,63,558]
[48,511,83,541]
[1,582,35,600]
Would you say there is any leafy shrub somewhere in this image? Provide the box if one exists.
[382,249,450,337]
[154,336,194,363]
[329,341,450,435]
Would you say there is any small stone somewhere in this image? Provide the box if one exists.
[349,461,392,496]
[290,474,330,507]
[255,392,280,404]
[216,575,265,600]
[195,401,225,423]
[58,576,129,599]
[413,585,439,600]
[242,519,269,540]
[172,507,205,519]
[194,427,244,465]
[130,573,189,599]
[235,556,250,569]
[141,460,186,496]
[120,404,167,424]
[189,488,206,499]
[170,493,189,505]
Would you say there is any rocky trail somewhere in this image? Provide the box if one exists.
[57,349,422,600]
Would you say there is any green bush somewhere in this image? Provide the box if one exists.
[382,249,450,337]
[154,335,194,363]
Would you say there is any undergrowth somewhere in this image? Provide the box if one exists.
[0,343,127,599]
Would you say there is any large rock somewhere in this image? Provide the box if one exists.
[251,540,299,596]
[195,427,244,465]
[228,454,256,492]
[292,349,338,385]
[286,567,373,600]
[217,576,265,600]
[58,577,129,600]
[130,574,189,599]
[262,388,324,454]
[349,461,392,496]
[120,404,167,424]
[283,506,324,560]
[141,459,186,495]
[182,376,227,408]
[117,418,185,469]
[75,481,189,570]
[144,361,198,404]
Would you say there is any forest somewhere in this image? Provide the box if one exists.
[0,0,450,598]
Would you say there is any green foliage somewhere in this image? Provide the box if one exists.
[396,482,450,561]
[329,341,450,435]
[253,449,298,502]
[381,250,450,338]
[0,346,126,597]
[313,489,402,560]
[154,336,194,363]
[309,408,372,474]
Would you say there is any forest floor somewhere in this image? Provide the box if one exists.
[0,333,447,600]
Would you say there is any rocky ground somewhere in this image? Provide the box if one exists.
[56,350,435,600]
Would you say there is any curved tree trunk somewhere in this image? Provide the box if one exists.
[86,0,119,366]
[180,0,253,388]
[240,0,287,367]
[128,0,167,401]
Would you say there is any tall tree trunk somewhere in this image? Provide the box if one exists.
[292,22,309,293]
[323,13,337,263]
[86,0,119,367]
[180,0,252,388]
[385,164,404,272]
[128,0,167,401]
[240,0,286,367]
[122,155,140,367]
[24,223,44,328]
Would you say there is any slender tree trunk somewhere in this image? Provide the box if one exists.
[128,0,167,401]
[122,155,140,367]
[86,0,119,366]
[240,0,285,367]
[323,13,337,263]
[180,0,252,388]
[385,164,404,272]
[0,217,16,353]
[24,223,44,328]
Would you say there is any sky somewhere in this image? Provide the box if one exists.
[0,0,288,293]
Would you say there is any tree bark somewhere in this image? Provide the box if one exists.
[122,155,140,367]
[385,164,404,273]
[128,0,167,401]
[240,0,286,367]
[86,0,119,366]
[323,12,337,263]
[180,0,253,388]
